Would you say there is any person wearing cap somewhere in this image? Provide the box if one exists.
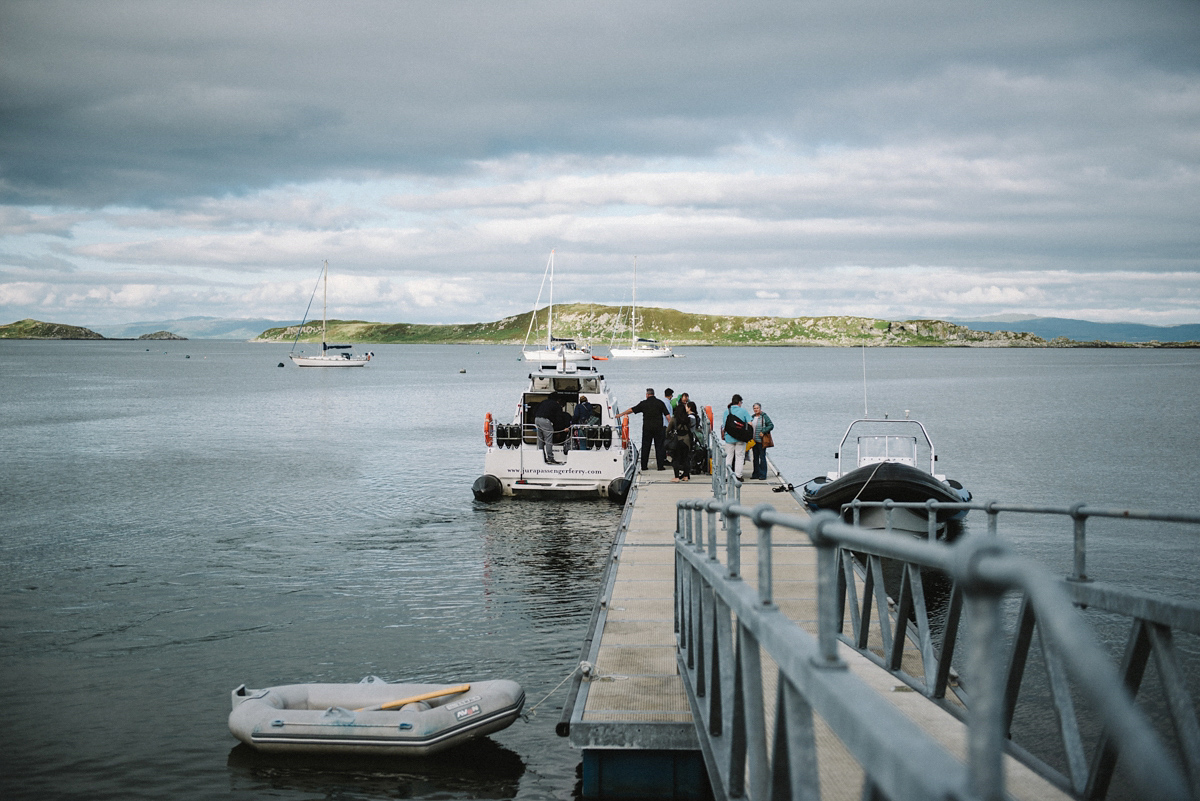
[617,388,671,471]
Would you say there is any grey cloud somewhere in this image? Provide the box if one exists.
[3,1,1197,206]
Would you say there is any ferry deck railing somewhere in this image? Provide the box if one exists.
[674,496,1199,801]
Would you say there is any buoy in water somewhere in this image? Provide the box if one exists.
[472,474,503,502]
[278,362,285,367]
[459,368,466,373]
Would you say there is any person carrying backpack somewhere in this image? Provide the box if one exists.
[721,394,753,481]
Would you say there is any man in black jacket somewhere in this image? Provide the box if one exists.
[617,388,671,471]
[534,394,564,464]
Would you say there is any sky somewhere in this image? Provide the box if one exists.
[1,0,1199,327]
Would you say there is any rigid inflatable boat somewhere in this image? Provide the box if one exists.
[229,676,524,756]
[802,417,971,534]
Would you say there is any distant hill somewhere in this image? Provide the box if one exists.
[89,316,299,340]
[255,304,1054,347]
[137,331,187,340]
[952,316,1200,343]
[0,319,105,339]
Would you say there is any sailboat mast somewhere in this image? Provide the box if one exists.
[548,250,555,347]
[322,260,328,348]
[631,256,637,346]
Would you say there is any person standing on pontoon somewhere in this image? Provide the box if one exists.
[721,394,753,481]
[617,388,671,471]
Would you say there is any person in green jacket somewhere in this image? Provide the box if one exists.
[750,403,774,480]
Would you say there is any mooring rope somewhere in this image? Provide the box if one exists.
[520,662,587,721]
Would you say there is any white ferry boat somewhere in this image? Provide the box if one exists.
[473,361,635,501]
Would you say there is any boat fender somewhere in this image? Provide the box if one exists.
[473,474,503,502]
[600,425,612,449]
[484,413,493,447]
[620,418,629,449]
[607,477,630,504]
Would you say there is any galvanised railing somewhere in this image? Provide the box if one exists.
[674,498,1198,801]
[708,423,741,505]
[840,499,1200,798]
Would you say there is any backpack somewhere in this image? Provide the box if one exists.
[724,412,753,442]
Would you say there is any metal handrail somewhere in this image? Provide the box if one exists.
[674,498,1196,801]
[840,497,1200,581]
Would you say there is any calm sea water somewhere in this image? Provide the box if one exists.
[1,341,1198,800]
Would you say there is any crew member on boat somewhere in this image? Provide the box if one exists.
[617,388,671,471]
[567,395,598,452]
[535,394,565,464]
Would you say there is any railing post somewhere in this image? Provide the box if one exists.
[956,537,1009,801]
[724,503,741,580]
[1069,502,1090,582]
[705,500,720,560]
[809,512,846,669]
[752,504,774,606]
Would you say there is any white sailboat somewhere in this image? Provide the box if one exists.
[288,261,373,367]
[521,250,592,362]
[609,257,674,359]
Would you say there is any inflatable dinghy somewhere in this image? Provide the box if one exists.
[229,676,524,756]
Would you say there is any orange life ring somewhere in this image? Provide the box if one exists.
[621,416,630,449]
[704,405,714,430]
[484,413,493,447]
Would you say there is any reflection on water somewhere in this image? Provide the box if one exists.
[227,739,526,799]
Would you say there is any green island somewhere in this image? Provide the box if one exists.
[0,319,106,339]
[4,310,1195,346]
[0,319,187,340]
[253,303,1196,348]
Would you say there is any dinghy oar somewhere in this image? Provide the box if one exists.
[360,684,471,711]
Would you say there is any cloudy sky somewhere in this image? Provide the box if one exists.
[2,0,1198,327]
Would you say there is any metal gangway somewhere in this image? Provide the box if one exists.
[675,466,1200,800]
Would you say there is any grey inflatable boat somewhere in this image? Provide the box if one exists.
[229,676,525,756]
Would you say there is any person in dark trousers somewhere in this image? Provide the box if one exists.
[567,394,597,452]
[750,402,775,480]
[535,394,564,464]
[668,402,692,482]
[617,388,671,471]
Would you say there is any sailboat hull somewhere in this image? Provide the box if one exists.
[609,347,674,359]
[289,353,370,367]
[522,348,591,362]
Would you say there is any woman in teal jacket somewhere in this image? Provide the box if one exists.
[750,403,774,480]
